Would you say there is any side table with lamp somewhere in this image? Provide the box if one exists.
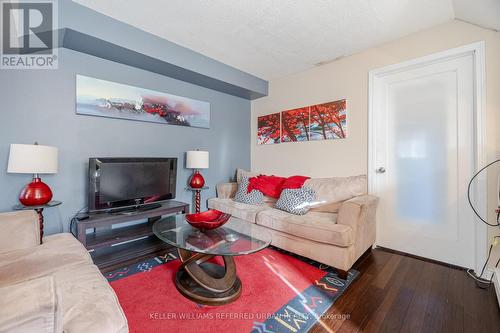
[185,186,209,213]
[7,143,59,243]
[13,201,62,243]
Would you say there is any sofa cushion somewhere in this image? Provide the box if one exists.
[309,201,343,213]
[234,176,264,205]
[236,168,258,183]
[256,208,354,247]
[50,260,128,333]
[0,233,92,286]
[306,175,367,213]
[0,276,62,333]
[207,198,269,223]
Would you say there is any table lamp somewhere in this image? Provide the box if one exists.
[7,143,58,206]
[186,150,209,188]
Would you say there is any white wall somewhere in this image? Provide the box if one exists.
[251,20,500,268]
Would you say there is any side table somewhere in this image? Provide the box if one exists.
[185,186,209,213]
[13,200,62,243]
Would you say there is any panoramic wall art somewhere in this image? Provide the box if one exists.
[257,99,347,145]
[76,75,210,128]
[257,112,281,145]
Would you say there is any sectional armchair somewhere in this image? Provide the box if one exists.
[0,210,128,333]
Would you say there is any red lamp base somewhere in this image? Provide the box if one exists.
[19,177,53,206]
[189,170,205,188]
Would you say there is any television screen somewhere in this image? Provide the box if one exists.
[88,158,177,212]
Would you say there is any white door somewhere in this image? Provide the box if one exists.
[370,49,479,268]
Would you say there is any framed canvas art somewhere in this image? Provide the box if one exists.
[257,112,281,145]
[309,99,347,140]
[281,107,310,142]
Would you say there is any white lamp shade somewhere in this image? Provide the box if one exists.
[186,150,209,169]
[7,144,58,174]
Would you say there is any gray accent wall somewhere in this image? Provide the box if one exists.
[0,48,250,234]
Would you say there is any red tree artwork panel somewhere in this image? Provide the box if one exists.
[310,99,347,140]
[281,107,310,142]
[257,112,281,145]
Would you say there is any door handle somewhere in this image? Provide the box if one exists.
[376,167,386,173]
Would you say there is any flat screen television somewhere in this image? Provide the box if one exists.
[88,157,177,212]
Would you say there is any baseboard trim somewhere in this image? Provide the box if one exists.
[375,246,468,271]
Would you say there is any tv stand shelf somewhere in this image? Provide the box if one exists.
[85,220,158,250]
[75,200,189,271]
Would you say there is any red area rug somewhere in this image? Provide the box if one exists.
[107,247,358,333]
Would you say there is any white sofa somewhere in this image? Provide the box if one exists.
[208,174,378,276]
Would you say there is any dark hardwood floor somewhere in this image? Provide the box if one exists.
[310,248,500,333]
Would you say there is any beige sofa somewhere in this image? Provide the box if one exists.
[0,210,128,333]
[208,174,378,276]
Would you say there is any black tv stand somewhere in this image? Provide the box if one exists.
[112,202,162,215]
[74,200,189,272]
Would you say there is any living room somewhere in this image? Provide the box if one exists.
[1,0,499,332]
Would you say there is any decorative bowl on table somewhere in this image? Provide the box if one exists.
[185,209,231,230]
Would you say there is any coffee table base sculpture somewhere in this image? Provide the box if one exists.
[175,249,242,305]
[153,216,271,306]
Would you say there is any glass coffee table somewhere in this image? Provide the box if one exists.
[153,215,271,305]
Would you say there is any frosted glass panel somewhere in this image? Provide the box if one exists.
[389,72,456,223]
[375,53,475,268]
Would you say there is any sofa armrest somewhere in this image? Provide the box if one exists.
[216,182,238,199]
[0,210,40,254]
[337,195,379,235]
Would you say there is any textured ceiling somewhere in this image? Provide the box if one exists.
[73,0,459,79]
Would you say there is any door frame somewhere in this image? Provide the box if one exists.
[368,41,486,274]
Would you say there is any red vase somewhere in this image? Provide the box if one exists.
[19,177,53,206]
[189,170,205,188]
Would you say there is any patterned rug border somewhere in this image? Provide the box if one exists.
[105,246,359,333]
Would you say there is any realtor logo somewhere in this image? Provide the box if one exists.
[1,0,58,69]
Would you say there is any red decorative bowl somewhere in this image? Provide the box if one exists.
[185,209,231,230]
